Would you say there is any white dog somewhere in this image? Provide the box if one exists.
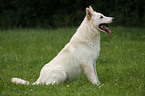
[11,6,113,86]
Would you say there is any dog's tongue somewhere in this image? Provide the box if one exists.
[108,28,112,36]
[101,25,112,36]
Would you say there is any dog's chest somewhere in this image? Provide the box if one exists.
[70,40,100,61]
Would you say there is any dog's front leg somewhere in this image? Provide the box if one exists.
[93,62,100,85]
[82,63,100,86]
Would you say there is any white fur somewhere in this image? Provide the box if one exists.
[11,6,113,86]
[11,77,29,85]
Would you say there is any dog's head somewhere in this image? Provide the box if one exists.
[86,6,114,36]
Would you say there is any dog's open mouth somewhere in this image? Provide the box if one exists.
[99,24,112,36]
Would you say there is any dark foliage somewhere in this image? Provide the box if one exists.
[0,0,144,28]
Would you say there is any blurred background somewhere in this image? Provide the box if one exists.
[0,0,144,28]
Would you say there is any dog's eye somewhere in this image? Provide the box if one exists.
[100,16,103,19]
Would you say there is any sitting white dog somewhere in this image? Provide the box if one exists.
[11,6,113,86]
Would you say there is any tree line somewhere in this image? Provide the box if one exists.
[0,0,144,28]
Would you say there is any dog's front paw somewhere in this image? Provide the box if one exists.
[96,80,100,86]
[92,80,100,86]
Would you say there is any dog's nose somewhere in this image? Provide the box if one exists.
[111,17,115,21]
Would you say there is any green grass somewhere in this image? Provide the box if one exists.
[0,27,144,96]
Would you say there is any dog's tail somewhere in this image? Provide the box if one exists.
[11,77,30,85]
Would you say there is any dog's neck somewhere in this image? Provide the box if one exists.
[70,16,100,48]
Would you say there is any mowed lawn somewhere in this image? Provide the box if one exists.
[0,27,144,96]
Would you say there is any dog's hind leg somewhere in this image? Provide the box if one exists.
[32,66,67,85]
[32,77,41,85]
[46,67,67,85]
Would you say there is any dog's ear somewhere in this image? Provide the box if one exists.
[86,7,93,20]
[89,6,94,12]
